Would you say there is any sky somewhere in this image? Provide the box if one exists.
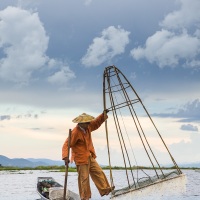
[0,0,200,167]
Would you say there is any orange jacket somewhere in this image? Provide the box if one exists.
[62,113,108,165]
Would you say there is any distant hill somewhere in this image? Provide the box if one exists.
[0,155,75,168]
[27,158,64,166]
[1,155,199,168]
[0,155,46,167]
[179,162,200,168]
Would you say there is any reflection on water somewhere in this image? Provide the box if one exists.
[0,170,199,200]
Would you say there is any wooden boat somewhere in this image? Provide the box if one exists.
[37,177,62,200]
[37,176,80,200]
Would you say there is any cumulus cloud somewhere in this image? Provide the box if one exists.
[0,6,75,86]
[152,99,200,122]
[0,6,49,84]
[160,0,200,30]
[47,65,76,85]
[130,0,200,68]
[180,124,198,131]
[131,29,200,68]
[81,26,130,67]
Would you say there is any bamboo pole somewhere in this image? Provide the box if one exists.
[63,129,72,200]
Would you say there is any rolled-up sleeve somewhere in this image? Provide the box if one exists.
[89,113,108,132]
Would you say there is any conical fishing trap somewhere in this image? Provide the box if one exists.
[103,65,185,199]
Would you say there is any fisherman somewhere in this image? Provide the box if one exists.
[62,110,114,200]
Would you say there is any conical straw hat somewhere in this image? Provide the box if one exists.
[72,113,95,123]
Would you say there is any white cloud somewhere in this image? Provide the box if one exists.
[47,65,76,85]
[81,26,130,67]
[0,6,49,84]
[0,6,75,87]
[130,0,200,68]
[131,29,200,68]
[161,0,200,30]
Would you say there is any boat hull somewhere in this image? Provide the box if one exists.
[37,176,80,200]
[37,177,62,200]
[110,174,186,199]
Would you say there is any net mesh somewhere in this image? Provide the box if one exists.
[111,171,186,199]
[49,187,80,200]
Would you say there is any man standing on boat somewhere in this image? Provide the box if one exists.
[62,111,114,200]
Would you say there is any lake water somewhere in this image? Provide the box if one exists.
[0,170,199,200]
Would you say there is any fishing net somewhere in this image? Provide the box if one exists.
[49,187,80,200]
[111,173,186,200]
[103,65,186,199]
[111,170,186,199]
